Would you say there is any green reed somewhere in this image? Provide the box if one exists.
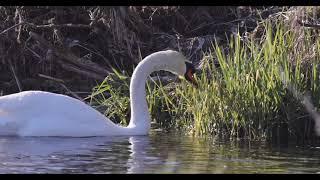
[90,20,320,141]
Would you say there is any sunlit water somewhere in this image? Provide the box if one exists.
[0,130,319,174]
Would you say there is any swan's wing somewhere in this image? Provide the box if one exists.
[0,91,122,136]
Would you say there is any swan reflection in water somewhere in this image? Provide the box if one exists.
[126,136,176,173]
[0,135,172,173]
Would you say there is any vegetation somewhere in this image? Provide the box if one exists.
[90,8,320,144]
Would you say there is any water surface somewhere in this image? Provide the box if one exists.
[0,130,319,173]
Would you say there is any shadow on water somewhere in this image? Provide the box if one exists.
[0,131,319,173]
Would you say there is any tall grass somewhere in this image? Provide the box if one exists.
[89,20,320,142]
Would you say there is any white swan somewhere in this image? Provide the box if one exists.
[0,50,197,137]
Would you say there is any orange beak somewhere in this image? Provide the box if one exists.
[185,68,198,88]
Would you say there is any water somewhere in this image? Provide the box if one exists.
[0,130,319,174]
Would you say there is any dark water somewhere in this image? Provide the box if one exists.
[0,130,319,174]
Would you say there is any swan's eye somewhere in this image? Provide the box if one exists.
[184,62,198,88]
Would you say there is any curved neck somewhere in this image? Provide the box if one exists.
[128,52,175,133]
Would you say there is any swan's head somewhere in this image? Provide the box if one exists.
[162,50,198,87]
[183,61,198,87]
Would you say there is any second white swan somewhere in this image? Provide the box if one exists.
[0,50,197,137]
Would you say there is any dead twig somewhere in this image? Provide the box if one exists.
[38,73,84,102]
[0,21,27,36]
[59,63,105,80]
[34,23,91,29]
[73,43,113,68]
[297,19,320,29]
[59,83,84,102]
[8,59,22,92]
[38,73,65,83]
[0,22,90,37]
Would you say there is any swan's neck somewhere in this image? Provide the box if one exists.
[128,53,174,133]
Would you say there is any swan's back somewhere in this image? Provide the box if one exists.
[0,91,119,136]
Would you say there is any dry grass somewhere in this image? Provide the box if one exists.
[0,6,280,97]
